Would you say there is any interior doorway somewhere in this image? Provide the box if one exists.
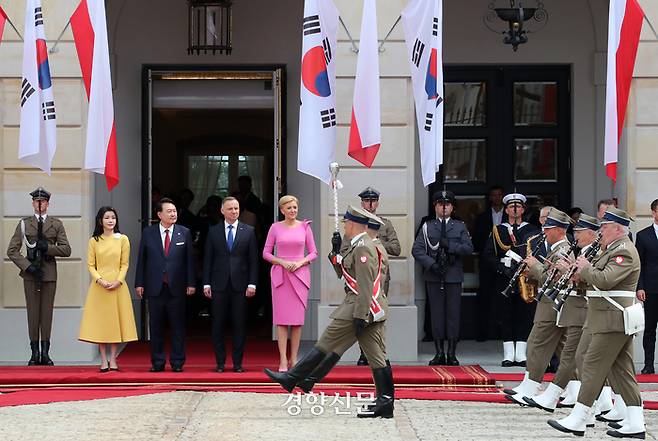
[142,66,285,341]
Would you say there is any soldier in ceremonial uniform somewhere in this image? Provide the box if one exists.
[6,187,71,366]
[265,206,394,418]
[481,193,540,366]
[412,190,473,366]
[523,214,601,411]
[505,208,575,405]
[548,207,645,439]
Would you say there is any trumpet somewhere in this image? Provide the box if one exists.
[501,232,546,298]
[535,240,579,302]
[552,232,603,312]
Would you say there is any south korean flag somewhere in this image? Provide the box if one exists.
[402,0,444,187]
[297,0,339,184]
[19,0,57,174]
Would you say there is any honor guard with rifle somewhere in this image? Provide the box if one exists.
[6,187,71,366]
[412,190,473,366]
[482,193,541,367]
[343,187,400,366]
[266,206,395,419]
[523,213,601,413]
[548,207,645,439]
[504,208,576,405]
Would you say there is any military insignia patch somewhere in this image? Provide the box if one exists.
[614,256,624,264]
[360,256,367,263]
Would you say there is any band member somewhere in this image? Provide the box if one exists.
[6,187,71,366]
[548,207,645,439]
[412,190,473,365]
[481,193,540,366]
[523,213,600,411]
[265,206,394,419]
[504,209,575,404]
[353,187,400,366]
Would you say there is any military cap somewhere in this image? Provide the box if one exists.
[343,205,371,225]
[601,206,633,227]
[29,187,51,201]
[367,213,385,230]
[358,186,380,200]
[503,193,526,206]
[574,213,600,231]
[543,208,572,229]
[432,190,455,204]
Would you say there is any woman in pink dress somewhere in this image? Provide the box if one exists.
[263,195,318,372]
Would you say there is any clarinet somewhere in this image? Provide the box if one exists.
[553,233,603,312]
[501,232,546,297]
[535,239,579,302]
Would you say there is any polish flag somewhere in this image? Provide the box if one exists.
[71,0,119,191]
[604,0,644,184]
[347,0,381,168]
[0,6,7,45]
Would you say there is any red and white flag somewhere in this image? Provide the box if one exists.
[402,0,443,187]
[19,0,57,174]
[71,0,119,191]
[297,0,339,184]
[604,0,644,184]
[347,0,381,168]
[0,6,7,45]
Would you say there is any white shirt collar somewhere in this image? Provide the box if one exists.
[351,231,367,245]
[549,238,568,251]
[225,220,238,229]
[159,223,174,235]
[34,213,47,221]
[653,223,658,235]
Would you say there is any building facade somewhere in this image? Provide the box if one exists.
[0,0,656,363]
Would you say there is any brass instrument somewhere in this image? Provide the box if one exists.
[519,237,538,303]
[501,232,546,302]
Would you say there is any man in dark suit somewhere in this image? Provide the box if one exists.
[203,196,259,373]
[473,185,505,341]
[637,198,658,374]
[135,198,196,372]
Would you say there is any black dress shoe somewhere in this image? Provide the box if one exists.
[149,365,164,372]
[501,359,515,367]
[172,366,183,373]
[641,365,654,375]
[216,366,225,373]
[428,353,446,366]
[233,366,245,373]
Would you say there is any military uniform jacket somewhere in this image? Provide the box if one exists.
[481,222,540,285]
[580,236,641,334]
[330,232,388,323]
[411,218,474,283]
[6,215,71,282]
[373,238,390,296]
[528,238,573,324]
[378,217,401,257]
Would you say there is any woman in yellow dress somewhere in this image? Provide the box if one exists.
[79,207,138,371]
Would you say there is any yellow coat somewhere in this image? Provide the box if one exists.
[79,234,138,344]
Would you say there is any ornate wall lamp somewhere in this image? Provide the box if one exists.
[188,0,233,55]
[483,1,548,51]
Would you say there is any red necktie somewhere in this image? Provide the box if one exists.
[164,229,171,256]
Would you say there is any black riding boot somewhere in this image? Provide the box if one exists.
[358,365,394,418]
[357,349,369,366]
[363,360,393,412]
[298,352,341,393]
[40,341,54,366]
[28,341,41,366]
[264,347,326,392]
[446,340,460,366]
[428,340,446,366]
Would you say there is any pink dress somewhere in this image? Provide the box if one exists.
[263,220,318,325]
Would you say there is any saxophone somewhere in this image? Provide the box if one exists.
[519,235,542,303]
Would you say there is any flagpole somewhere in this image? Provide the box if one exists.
[378,15,401,53]
[644,14,658,39]
[339,16,359,53]
[4,15,24,41]
[49,19,70,54]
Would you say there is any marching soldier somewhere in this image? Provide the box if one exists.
[481,193,540,366]
[504,208,575,405]
[412,190,473,366]
[6,187,71,366]
[523,213,600,411]
[548,207,645,438]
[265,206,394,418]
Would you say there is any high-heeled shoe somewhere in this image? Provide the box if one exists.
[99,364,109,373]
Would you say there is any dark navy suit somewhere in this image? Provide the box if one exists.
[135,224,195,369]
[203,221,258,368]
[637,224,658,367]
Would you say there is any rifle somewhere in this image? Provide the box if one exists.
[26,201,45,291]
[535,239,578,302]
[552,232,603,312]
[435,204,450,290]
[501,232,546,297]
